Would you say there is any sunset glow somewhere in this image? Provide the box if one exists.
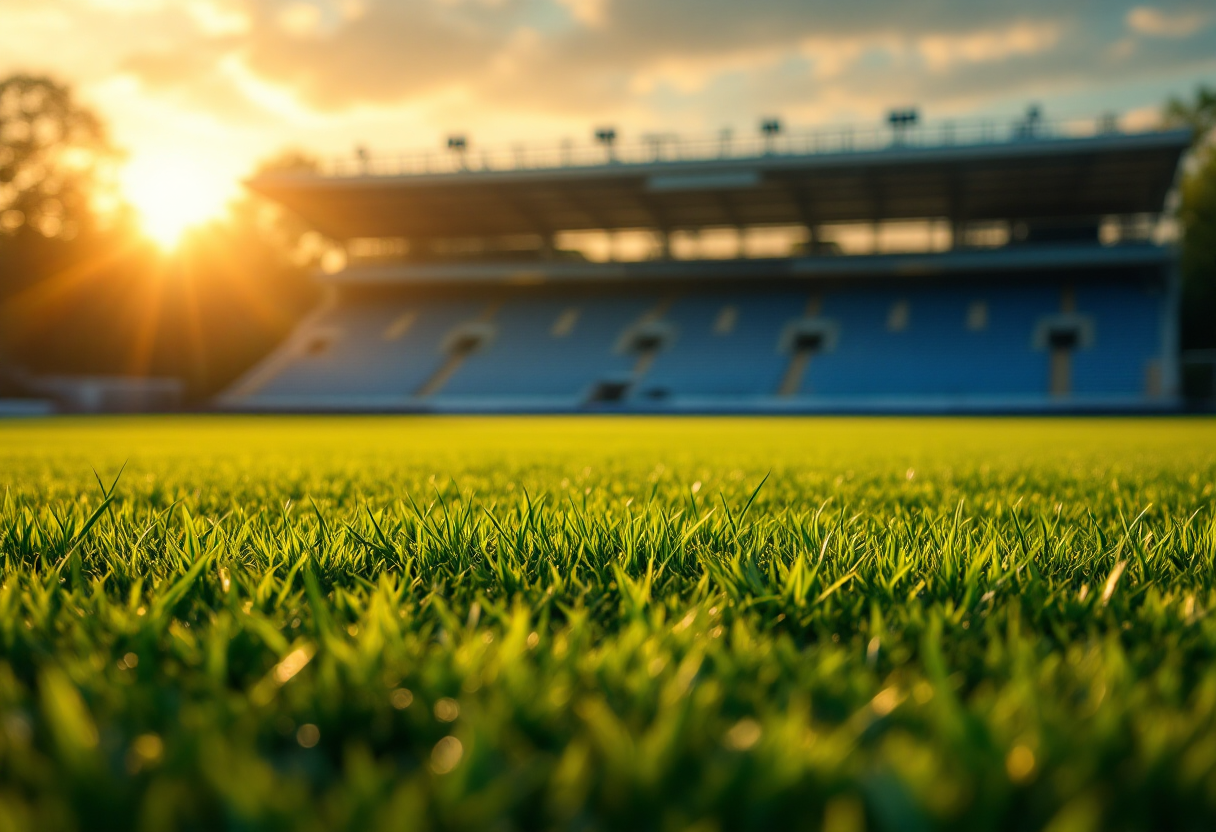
[121,153,235,250]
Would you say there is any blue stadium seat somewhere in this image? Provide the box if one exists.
[231,275,1172,410]
[437,296,655,399]
[253,298,482,398]
[638,293,804,398]
[1072,280,1163,396]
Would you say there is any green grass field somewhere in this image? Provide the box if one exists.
[0,416,1214,832]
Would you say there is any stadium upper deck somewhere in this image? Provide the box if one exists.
[249,117,1189,244]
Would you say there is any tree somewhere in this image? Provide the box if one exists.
[1164,85,1216,351]
[1176,147,1216,350]
[0,74,118,244]
[1165,85,1216,148]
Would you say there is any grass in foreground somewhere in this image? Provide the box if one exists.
[0,416,1214,832]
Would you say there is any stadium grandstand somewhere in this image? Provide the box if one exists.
[221,110,1190,412]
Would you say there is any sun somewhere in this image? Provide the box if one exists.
[121,153,235,250]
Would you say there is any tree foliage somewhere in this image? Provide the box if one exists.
[1165,85,1216,148]
[1178,147,1216,349]
[1166,85,1216,350]
[0,74,118,241]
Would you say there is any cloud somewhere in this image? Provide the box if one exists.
[185,0,252,35]
[1126,5,1207,38]
[917,22,1062,72]
[555,0,605,28]
[10,0,1207,124]
[118,47,278,124]
[276,2,323,36]
[193,0,1215,122]
[3,0,1216,184]
[201,1,519,108]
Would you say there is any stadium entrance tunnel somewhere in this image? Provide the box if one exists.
[303,330,338,357]
[1034,314,1094,349]
[416,322,499,397]
[1047,326,1080,351]
[615,318,677,384]
[617,320,677,356]
[1033,313,1094,398]
[586,378,632,404]
[779,317,839,355]
[443,322,497,356]
[778,317,839,396]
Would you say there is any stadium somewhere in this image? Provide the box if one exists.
[4,3,1216,824]
[223,113,1190,413]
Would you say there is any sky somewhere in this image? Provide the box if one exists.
[2,0,1215,245]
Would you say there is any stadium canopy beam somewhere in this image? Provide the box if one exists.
[553,185,610,232]
[247,130,1190,243]
[486,187,553,243]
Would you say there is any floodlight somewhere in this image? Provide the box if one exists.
[445,135,469,170]
[887,108,919,145]
[760,119,782,155]
[1014,105,1045,139]
[595,127,618,163]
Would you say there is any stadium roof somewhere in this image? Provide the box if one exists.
[249,128,1190,241]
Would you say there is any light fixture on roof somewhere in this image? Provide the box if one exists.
[446,135,469,170]
[760,118,781,154]
[1016,105,1043,140]
[595,127,618,163]
[887,108,919,145]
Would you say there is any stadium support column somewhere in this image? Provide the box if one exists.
[778,296,823,396]
[1161,253,1181,400]
[951,219,967,250]
[1049,286,1076,398]
[787,183,818,254]
[807,224,824,254]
